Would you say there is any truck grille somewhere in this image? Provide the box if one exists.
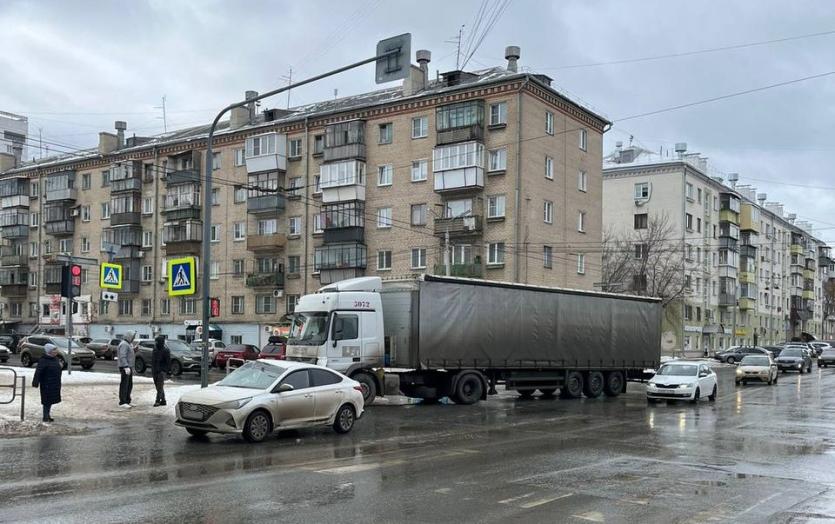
[179,402,218,422]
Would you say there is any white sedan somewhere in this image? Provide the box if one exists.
[176,360,365,443]
[646,361,718,403]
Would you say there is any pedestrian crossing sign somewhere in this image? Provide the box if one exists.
[168,256,196,296]
[100,263,122,289]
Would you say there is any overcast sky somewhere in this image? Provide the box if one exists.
[2,0,834,242]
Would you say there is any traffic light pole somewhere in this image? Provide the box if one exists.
[65,256,73,376]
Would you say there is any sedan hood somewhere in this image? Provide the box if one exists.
[738,365,769,372]
[650,375,695,386]
[180,386,262,406]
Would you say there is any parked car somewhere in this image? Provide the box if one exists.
[134,339,203,376]
[646,361,718,403]
[818,348,835,368]
[809,342,831,357]
[0,344,9,363]
[19,336,96,370]
[784,343,815,360]
[213,344,260,368]
[85,338,120,359]
[763,345,784,358]
[175,360,364,442]
[736,354,779,385]
[775,347,813,373]
[191,339,226,359]
[260,337,287,361]
[0,333,21,353]
[714,346,770,365]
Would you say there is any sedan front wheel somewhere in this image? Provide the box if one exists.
[333,404,356,434]
[243,410,272,443]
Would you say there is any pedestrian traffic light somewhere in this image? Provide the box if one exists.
[61,264,83,298]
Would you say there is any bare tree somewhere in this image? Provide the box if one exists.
[824,278,835,336]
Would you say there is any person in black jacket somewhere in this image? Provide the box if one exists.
[32,343,62,422]
[151,335,170,407]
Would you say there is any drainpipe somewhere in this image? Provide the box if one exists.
[151,146,159,326]
[302,116,310,296]
[513,78,530,283]
[681,166,687,355]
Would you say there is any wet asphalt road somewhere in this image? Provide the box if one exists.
[2,368,835,523]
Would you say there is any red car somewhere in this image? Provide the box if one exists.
[212,344,260,368]
[259,337,287,360]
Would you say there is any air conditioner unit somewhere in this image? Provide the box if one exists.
[137,251,145,258]
[70,208,80,217]
[273,289,283,298]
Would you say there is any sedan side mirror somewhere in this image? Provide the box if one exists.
[275,383,294,393]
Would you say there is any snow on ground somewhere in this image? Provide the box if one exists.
[0,366,154,385]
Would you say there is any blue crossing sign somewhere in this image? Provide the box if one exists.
[100,263,122,290]
[167,257,196,296]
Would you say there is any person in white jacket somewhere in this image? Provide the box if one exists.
[117,331,136,408]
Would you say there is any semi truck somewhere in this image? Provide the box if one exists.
[285,275,662,405]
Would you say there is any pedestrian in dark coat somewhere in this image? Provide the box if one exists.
[151,335,170,407]
[32,343,62,422]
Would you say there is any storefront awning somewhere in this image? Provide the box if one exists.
[702,324,725,334]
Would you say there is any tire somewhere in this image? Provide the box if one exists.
[735,380,741,386]
[690,387,700,404]
[538,388,557,397]
[135,357,146,374]
[170,360,183,376]
[518,389,535,399]
[561,371,584,399]
[726,356,736,365]
[352,372,377,404]
[709,385,717,402]
[799,367,804,375]
[81,363,94,370]
[583,371,604,398]
[242,410,272,443]
[647,397,657,404]
[453,373,484,405]
[20,353,31,367]
[332,404,356,434]
[603,371,625,397]
[767,376,773,385]
[186,428,207,437]
[774,374,778,384]
[57,356,67,370]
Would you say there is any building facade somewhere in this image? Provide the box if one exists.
[0,50,608,345]
[603,143,834,355]
[0,111,27,164]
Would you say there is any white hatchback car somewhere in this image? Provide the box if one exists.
[646,361,718,403]
[176,360,365,442]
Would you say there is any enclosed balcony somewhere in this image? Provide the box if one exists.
[163,220,203,256]
[245,271,285,288]
[739,244,757,258]
[436,100,484,145]
[433,263,483,279]
[433,141,485,193]
[245,133,287,174]
[110,194,141,225]
[321,201,365,244]
[44,264,63,295]
[0,245,27,267]
[246,233,287,253]
[718,293,736,307]
[247,194,287,215]
[111,176,142,193]
[0,177,29,203]
[315,242,367,285]
[738,297,756,311]
[0,211,28,238]
[45,219,75,236]
[165,168,200,186]
[162,189,201,221]
[323,121,365,162]
[320,160,366,203]
[433,215,483,238]
[45,171,77,203]
[0,268,28,297]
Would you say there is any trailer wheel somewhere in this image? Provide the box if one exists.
[583,371,604,398]
[452,373,484,405]
[603,371,625,397]
[560,371,584,399]
[352,372,377,404]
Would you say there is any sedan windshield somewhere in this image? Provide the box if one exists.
[781,349,804,358]
[288,313,329,346]
[656,364,697,376]
[217,361,285,390]
[741,356,769,366]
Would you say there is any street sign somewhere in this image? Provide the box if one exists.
[100,263,122,290]
[101,291,118,302]
[375,33,411,84]
[168,256,196,296]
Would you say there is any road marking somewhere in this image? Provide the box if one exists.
[738,492,781,515]
[518,492,573,509]
[434,488,452,494]
[315,459,406,474]
[572,511,605,522]
[498,492,536,504]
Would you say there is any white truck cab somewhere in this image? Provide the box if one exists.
[285,277,385,401]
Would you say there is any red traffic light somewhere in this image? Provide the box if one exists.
[71,264,82,277]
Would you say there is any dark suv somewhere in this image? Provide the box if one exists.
[714,346,771,365]
[134,339,202,376]
[775,347,813,373]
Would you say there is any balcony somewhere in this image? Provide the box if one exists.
[0,268,28,297]
[44,265,62,294]
[246,233,287,252]
[0,225,28,239]
[739,271,756,284]
[165,169,200,186]
[163,222,202,256]
[247,194,286,215]
[323,143,366,163]
[319,268,365,286]
[739,244,757,258]
[790,244,804,256]
[0,195,28,209]
[717,266,738,279]
[718,293,736,307]
[433,263,484,279]
[821,255,834,267]
[803,289,815,300]
[119,279,141,294]
[803,268,815,280]
[718,238,738,251]
[434,168,484,194]
[320,160,367,204]
[718,209,738,224]
[45,188,78,203]
[0,247,27,266]
[111,177,142,193]
[437,124,484,146]
[163,192,201,221]
[45,219,75,236]
[110,212,141,226]
[433,216,483,238]
[245,133,287,174]
[323,226,365,244]
[315,243,367,283]
[245,271,285,288]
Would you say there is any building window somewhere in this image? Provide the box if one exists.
[210,224,221,242]
[288,256,300,274]
[160,299,170,316]
[232,259,245,276]
[685,213,693,231]
[246,134,277,157]
[289,138,303,158]
[141,299,151,317]
[142,196,154,215]
[579,129,588,151]
[30,181,39,197]
[634,182,650,199]
[377,207,392,228]
[313,135,325,155]
[544,200,554,224]
[685,182,694,201]
[411,159,428,182]
[697,217,702,233]
[577,254,586,274]
[411,204,427,226]
[102,170,110,187]
[411,248,426,269]
[634,213,648,230]
[118,299,133,316]
[142,231,153,248]
[377,164,393,186]
[487,195,506,218]
[288,216,301,236]
[256,295,275,314]
[212,152,221,170]
[234,148,245,166]
[488,242,505,265]
[379,123,393,144]
[101,202,110,219]
[81,173,90,190]
[234,186,246,203]
[377,250,392,271]
[29,302,38,318]
[210,261,220,280]
[313,175,321,194]
[543,246,553,269]
[80,237,90,253]
[30,212,39,227]
[578,211,586,232]
[634,243,648,259]
[286,294,299,314]
[142,265,152,282]
[578,170,588,192]
[180,297,196,315]
[30,242,38,257]
[545,111,554,135]
[259,218,278,235]
[545,156,554,179]
[233,222,246,240]
[489,148,507,172]
[411,116,428,139]
[313,213,323,233]
[100,301,109,315]
[489,102,507,126]
[211,187,220,205]
[231,296,244,314]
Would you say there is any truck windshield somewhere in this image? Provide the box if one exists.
[288,313,329,346]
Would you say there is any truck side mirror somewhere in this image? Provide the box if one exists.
[332,315,343,347]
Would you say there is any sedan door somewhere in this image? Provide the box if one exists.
[698,365,715,393]
[273,370,316,428]
[310,369,346,421]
